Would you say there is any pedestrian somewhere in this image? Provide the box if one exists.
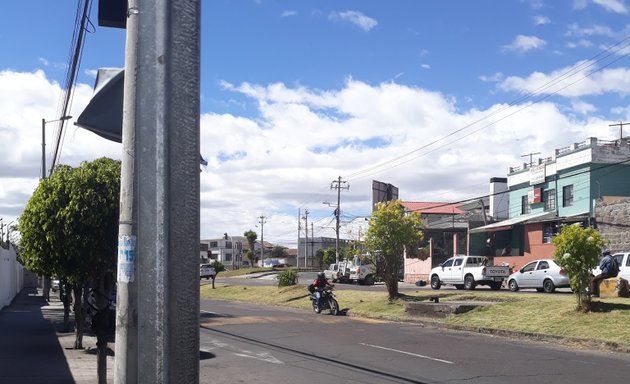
[501,245,512,256]
[590,249,619,297]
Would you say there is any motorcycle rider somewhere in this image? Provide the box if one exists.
[311,272,334,313]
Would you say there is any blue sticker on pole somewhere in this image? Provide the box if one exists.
[118,235,136,283]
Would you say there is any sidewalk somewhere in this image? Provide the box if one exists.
[0,288,113,384]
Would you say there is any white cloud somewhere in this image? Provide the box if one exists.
[565,23,614,37]
[573,0,589,9]
[570,99,597,114]
[593,0,628,13]
[498,60,630,97]
[38,58,49,66]
[281,10,297,17]
[329,10,378,32]
[533,15,550,25]
[566,39,594,48]
[502,35,546,53]
[420,63,431,70]
[1,69,624,246]
[479,72,505,83]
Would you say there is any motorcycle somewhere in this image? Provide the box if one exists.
[308,287,339,316]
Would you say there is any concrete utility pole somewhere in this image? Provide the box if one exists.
[521,152,541,167]
[134,1,201,383]
[114,1,139,382]
[259,216,267,267]
[331,176,349,263]
[609,121,629,140]
[303,209,309,268]
[297,209,301,268]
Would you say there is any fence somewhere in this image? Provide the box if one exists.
[0,243,23,310]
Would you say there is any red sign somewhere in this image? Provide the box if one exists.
[532,187,542,204]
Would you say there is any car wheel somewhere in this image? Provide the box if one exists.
[543,279,556,293]
[464,275,476,290]
[536,288,545,293]
[508,279,519,292]
[430,275,441,290]
[455,285,464,290]
[363,275,375,286]
[490,282,502,290]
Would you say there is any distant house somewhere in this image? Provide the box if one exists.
[402,178,508,284]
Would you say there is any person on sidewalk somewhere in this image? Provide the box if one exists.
[590,249,619,297]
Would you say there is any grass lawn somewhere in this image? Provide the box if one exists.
[201,282,630,348]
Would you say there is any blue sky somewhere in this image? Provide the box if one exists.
[1,0,629,246]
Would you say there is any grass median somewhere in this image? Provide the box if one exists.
[201,282,630,348]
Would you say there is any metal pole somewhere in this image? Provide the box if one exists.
[304,209,309,268]
[335,176,341,263]
[136,0,200,382]
[41,118,46,180]
[114,1,139,382]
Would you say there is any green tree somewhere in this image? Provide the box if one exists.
[19,158,120,380]
[315,249,325,269]
[271,245,288,259]
[552,224,607,312]
[323,247,336,266]
[245,249,255,268]
[244,229,257,266]
[210,260,226,289]
[365,200,423,300]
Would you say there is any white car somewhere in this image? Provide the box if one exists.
[200,264,215,280]
[507,259,570,293]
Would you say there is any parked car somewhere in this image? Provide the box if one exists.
[200,264,215,280]
[507,259,569,293]
[51,278,60,292]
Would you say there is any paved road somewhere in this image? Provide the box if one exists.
[199,299,629,384]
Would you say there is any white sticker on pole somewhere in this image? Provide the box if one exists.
[118,235,137,283]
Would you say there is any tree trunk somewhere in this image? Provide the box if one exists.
[94,272,114,384]
[43,276,51,301]
[385,275,399,300]
[72,285,85,349]
[61,280,72,333]
[211,274,216,289]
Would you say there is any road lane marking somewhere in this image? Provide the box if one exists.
[234,351,284,365]
[360,343,454,365]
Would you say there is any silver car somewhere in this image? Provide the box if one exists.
[507,259,570,293]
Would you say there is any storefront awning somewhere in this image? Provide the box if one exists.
[469,211,556,234]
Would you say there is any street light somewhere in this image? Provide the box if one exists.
[42,116,72,179]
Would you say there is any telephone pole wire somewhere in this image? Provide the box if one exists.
[331,176,349,263]
[609,121,629,140]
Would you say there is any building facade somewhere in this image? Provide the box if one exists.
[472,137,630,270]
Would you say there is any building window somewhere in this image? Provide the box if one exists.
[521,195,531,214]
[563,185,574,207]
[543,223,559,244]
[543,189,556,212]
[210,241,218,248]
[225,241,232,248]
[224,253,232,262]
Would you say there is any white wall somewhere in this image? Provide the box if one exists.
[0,244,23,310]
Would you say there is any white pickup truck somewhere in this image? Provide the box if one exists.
[429,255,511,291]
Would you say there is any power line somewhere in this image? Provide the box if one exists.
[50,0,93,174]
[342,35,630,182]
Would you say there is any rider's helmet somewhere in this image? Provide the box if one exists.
[317,272,325,279]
